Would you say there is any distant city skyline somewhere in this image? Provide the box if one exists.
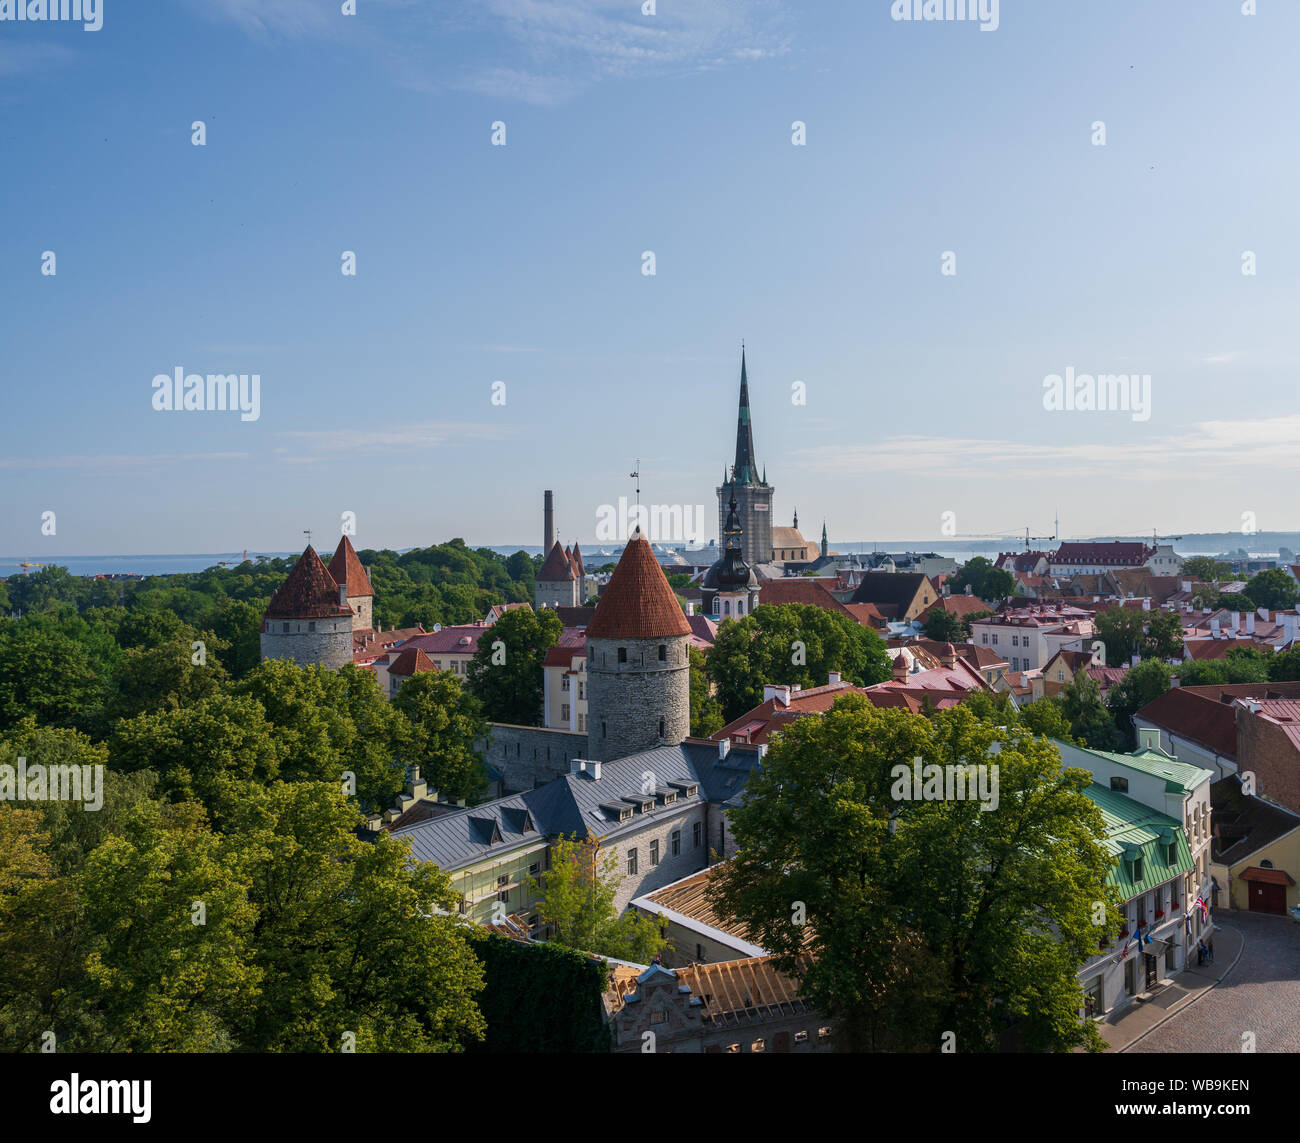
[3,2,1298,554]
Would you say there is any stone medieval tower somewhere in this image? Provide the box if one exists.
[584,528,692,763]
[327,533,374,632]
[259,545,355,669]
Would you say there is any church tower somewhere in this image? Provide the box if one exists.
[716,348,773,567]
[702,490,760,619]
[585,528,692,763]
[821,520,829,560]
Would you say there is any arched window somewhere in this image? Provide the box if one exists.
[737,600,745,615]
[1260,859,1274,869]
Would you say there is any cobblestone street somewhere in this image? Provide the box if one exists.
[1128,912,1300,1053]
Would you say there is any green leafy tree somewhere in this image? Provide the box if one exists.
[1142,610,1184,661]
[109,693,283,820]
[466,606,563,725]
[709,697,1116,1052]
[1058,671,1119,750]
[1095,607,1145,667]
[1267,645,1300,682]
[226,782,486,1052]
[688,646,724,737]
[391,669,490,803]
[527,834,669,963]
[920,608,970,642]
[1106,659,1172,749]
[1181,557,1231,582]
[1177,647,1271,686]
[0,625,105,733]
[1019,698,1079,742]
[950,558,1015,603]
[1245,568,1298,611]
[104,633,230,724]
[706,603,893,722]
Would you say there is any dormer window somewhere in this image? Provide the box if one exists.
[1110,777,1128,793]
[1132,856,1144,883]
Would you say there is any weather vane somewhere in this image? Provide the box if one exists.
[630,459,640,514]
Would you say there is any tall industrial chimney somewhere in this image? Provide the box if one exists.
[543,490,554,553]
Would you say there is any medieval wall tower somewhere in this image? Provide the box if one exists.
[327,533,374,632]
[259,546,355,669]
[584,528,691,763]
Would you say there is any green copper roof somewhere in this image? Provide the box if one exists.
[1083,783,1194,898]
[732,348,759,485]
[1057,740,1214,795]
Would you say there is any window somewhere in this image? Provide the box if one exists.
[602,720,607,737]
[308,621,316,633]
[817,1027,832,1040]
[696,943,705,961]
[650,1011,667,1025]
[1132,856,1144,883]
[671,830,680,856]
[561,704,570,721]
[627,849,638,876]
[794,1031,809,1043]
[529,862,540,877]
[578,714,586,732]
[693,822,701,848]
[1110,776,1129,793]
[991,634,998,645]
[578,682,585,700]
[658,644,666,661]
[562,676,570,691]
[751,1038,766,1053]
[497,875,509,904]
[618,648,627,664]
[1260,859,1274,869]
[1057,670,1064,682]
[1012,635,1019,647]
[981,634,988,644]
[650,840,660,866]
[282,622,289,633]
[658,718,665,737]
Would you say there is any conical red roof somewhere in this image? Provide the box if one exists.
[587,530,691,639]
[570,541,585,578]
[264,547,354,621]
[537,539,575,582]
[328,534,374,597]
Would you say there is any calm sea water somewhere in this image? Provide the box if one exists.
[2,542,1255,580]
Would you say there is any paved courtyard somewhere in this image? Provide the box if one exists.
[1128,911,1300,1053]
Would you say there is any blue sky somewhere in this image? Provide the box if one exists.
[2,0,1298,557]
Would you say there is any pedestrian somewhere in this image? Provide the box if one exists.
[1196,940,1205,966]
[1206,936,1214,964]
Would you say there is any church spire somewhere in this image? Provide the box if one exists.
[733,346,758,485]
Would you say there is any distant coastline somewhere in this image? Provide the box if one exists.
[5,532,1298,580]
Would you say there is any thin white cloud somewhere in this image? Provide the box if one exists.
[276,421,518,453]
[791,414,1300,480]
[0,41,78,77]
[186,0,789,105]
[0,452,249,470]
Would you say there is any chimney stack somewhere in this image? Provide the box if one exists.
[828,671,842,685]
[543,490,555,553]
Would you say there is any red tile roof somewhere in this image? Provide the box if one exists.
[919,595,991,620]
[756,577,855,617]
[544,643,587,668]
[537,540,575,582]
[398,625,491,655]
[328,533,374,598]
[1052,542,1152,567]
[388,646,437,677]
[263,546,354,621]
[570,542,586,578]
[1183,638,1267,661]
[587,530,692,640]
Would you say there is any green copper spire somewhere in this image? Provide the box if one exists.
[732,347,758,485]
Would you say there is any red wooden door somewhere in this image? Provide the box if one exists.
[1249,880,1285,915]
